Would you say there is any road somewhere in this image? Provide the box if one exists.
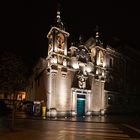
[0,116,140,140]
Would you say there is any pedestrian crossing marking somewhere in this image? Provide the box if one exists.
[59,123,132,139]
[64,126,120,130]
[60,130,130,138]
[63,127,123,133]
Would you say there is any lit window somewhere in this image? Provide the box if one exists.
[108,95,113,105]
[99,50,103,64]
[91,48,96,63]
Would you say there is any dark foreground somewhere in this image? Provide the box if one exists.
[0,113,140,140]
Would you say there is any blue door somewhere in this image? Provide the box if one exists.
[77,95,85,117]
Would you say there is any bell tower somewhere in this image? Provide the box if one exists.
[46,5,71,117]
[47,6,69,56]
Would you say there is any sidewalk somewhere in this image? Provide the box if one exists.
[15,111,140,125]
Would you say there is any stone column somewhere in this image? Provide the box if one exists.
[64,37,67,55]
[86,92,92,116]
[100,81,105,115]
[71,91,77,116]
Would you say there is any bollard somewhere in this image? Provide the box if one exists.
[42,106,46,117]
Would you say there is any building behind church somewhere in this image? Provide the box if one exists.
[30,9,140,117]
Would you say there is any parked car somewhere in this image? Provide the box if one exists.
[22,101,34,114]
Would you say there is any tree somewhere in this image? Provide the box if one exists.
[0,51,28,131]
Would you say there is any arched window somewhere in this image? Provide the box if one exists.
[99,49,103,65]
[91,48,96,63]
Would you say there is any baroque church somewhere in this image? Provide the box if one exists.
[30,8,140,117]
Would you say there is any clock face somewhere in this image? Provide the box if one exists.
[56,33,64,50]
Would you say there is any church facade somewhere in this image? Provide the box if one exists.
[31,9,140,117]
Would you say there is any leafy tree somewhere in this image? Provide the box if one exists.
[0,51,28,131]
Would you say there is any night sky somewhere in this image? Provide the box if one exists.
[13,1,140,69]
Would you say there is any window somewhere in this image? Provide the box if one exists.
[56,33,64,50]
[91,48,96,63]
[108,95,113,105]
[99,49,103,64]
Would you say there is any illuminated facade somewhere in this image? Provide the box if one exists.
[32,9,140,117]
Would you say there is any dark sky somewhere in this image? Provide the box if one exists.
[20,1,140,68]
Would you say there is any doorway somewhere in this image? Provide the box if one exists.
[77,94,85,117]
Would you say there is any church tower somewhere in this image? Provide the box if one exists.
[46,7,71,117]
[90,26,106,115]
[47,7,69,56]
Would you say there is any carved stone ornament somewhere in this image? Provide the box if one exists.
[78,75,86,89]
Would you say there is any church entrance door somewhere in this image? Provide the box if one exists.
[77,94,85,117]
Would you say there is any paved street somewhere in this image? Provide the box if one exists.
[0,113,140,140]
[14,111,140,124]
